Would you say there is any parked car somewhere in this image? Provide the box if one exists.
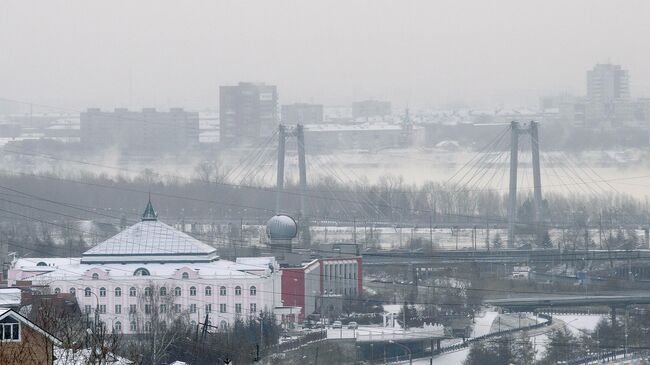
[347,321,358,329]
[332,321,342,329]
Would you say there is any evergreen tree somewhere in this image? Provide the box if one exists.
[511,333,536,365]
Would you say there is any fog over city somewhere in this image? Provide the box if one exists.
[2,1,650,365]
[3,0,650,108]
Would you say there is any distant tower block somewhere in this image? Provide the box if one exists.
[266,214,298,253]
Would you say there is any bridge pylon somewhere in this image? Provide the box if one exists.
[507,121,543,248]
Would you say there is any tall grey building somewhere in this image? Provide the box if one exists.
[219,82,278,144]
[352,100,391,119]
[281,103,323,124]
[587,64,630,103]
[80,108,199,154]
[585,64,633,123]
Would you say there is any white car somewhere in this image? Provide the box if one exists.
[332,321,342,329]
[347,322,358,329]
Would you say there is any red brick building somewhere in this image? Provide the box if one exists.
[281,257,362,319]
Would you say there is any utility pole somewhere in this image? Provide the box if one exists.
[507,121,519,248]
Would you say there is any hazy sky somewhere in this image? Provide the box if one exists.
[1,0,649,111]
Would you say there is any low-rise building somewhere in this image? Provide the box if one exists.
[0,308,62,364]
[8,200,282,334]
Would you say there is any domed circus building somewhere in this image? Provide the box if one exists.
[8,200,283,334]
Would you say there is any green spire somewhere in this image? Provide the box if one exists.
[142,195,158,221]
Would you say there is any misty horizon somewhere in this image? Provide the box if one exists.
[2,0,650,111]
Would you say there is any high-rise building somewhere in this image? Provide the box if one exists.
[219,82,278,144]
[585,64,633,123]
[281,103,323,124]
[352,100,391,119]
[587,64,630,103]
[80,108,199,153]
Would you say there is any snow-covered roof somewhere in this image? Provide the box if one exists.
[0,288,21,307]
[82,220,218,263]
[16,257,269,282]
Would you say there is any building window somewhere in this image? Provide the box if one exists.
[220,304,226,313]
[69,288,76,295]
[129,304,137,314]
[190,286,197,296]
[160,287,167,296]
[114,321,122,332]
[84,305,92,314]
[175,287,182,296]
[145,304,151,315]
[54,288,61,294]
[0,317,20,341]
[115,287,122,297]
[205,304,212,313]
[235,303,242,314]
[220,286,227,296]
[205,286,212,296]
[134,268,150,276]
[115,305,121,314]
[220,320,227,331]
[174,304,181,313]
[145,321,151,332]
[129,287,137,297]
[160,304,167,313]
[249,286,257,296]
[144,287,152,297]
[99,287,106,297]
[84,287,92,297]
[92,273,99,280]
[235,286,241,296]
[130,321,136,332]
[98,305,106,314]
[190,304,197,313]
[250,303,257,314]
[182,272,189,279]
[190,320,197,327]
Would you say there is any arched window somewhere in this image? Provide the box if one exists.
[249,286,257,296]
[99,287,106,297]
[181,272,189,279]
[144,287,152,297]
[235,286,241,296]
[174,287,181,296]
[160,287,167,296]
[54,288,61,294]
[69,288,76,295]
[134,268,150,276]
[115,287,122,297]
[130,321,136,332]
[205,286,212,296]
[144,321,151,332]
[84,287,92,297]
[190,286,196,296]
[220,320,227,331]
[220,286,227,296]
[114,321,122,332]
[129,287,137,297]
[91,273,99,280]
[37,261,47,267]
[190,320,197,327]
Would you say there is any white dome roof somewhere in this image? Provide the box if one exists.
[266,215,297,240]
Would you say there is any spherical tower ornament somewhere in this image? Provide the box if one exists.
[266,215,297,252]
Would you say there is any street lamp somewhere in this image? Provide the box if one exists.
[389,340,411,365]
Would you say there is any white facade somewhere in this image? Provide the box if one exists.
[8,202,282,334]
